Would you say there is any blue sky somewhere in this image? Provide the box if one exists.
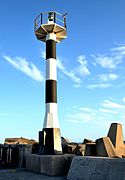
[0,0,125,143]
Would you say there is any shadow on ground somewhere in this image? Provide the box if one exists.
[0,169,66,180]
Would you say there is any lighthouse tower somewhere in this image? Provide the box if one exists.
[34,12,67,155]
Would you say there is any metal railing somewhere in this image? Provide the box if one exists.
[34,11,67,31]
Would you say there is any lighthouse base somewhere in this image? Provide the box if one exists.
[39,128,62,155]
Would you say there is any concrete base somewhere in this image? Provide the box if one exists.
[67,156,125,180]
[26,154,75,176]
[39,128,62,155]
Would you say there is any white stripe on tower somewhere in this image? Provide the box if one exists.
[46,58,57,81]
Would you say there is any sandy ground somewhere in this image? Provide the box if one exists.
[0,169,66,180]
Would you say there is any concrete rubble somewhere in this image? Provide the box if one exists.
[67,123,125,180]
[84,123,125,158]
[1,123,125,179]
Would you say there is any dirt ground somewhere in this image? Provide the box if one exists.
[0,169,66,180]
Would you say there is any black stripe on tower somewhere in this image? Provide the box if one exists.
[46,80,57,103]
[46,40,56,59]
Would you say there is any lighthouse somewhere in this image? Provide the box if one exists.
[34,12,67,155]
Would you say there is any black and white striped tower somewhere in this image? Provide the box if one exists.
[34,12,67,155]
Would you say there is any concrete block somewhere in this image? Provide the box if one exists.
[61,137,70,154]
[96,137,119,158]
[84,143,97,156]
[107,123,125,157]
[65,143,85,156]
[0,144,32,168]
[64,143,77,154]
[77,144,86,156]
[26,154,75,176]
[18,144,32,168]
[61,137,70,144]
[83,138,94,144]
[67,156,125,180]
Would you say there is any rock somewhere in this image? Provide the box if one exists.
[4,137,37,145]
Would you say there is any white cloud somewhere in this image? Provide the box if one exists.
[3,55,44,82]
[0,113,13,117]
[57,59,65,71]
[40,49,46,59]
[111,45,125,56]
[92,45,125,70]
[66,105,109,125]
[57,55,90,87]
[67,119,80,123]
[66,106,97,124]
[107,73,118,80]
[66,98,125,127]
[99,108,117,114]
[99,73,118,82]
[79,107,94,113]
[73,83,81,88]
[57,59,81,85]
[76,55,90,76]
[67,112,93,122]
[122,98,125,102]
[65,71,81,84]
[87,83,111,89]
[101,100,125,109]
[93,54,122,69]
